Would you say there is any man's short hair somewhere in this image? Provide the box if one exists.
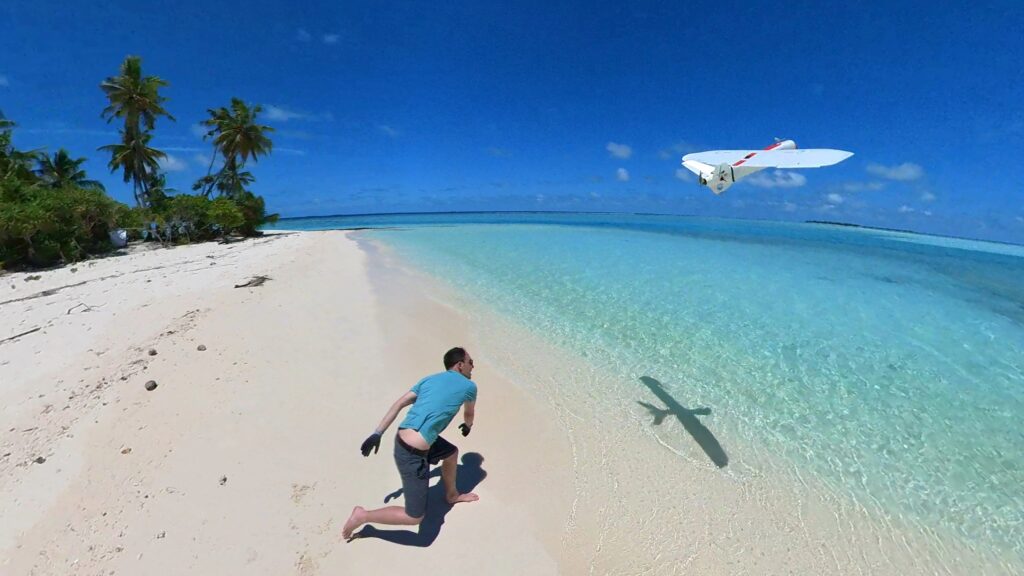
[443,347,467,369]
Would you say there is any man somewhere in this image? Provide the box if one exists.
[342,347,479,541]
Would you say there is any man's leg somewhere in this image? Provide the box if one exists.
[344,439,431,541]
[342,505,422,540]
[440,448,479,505]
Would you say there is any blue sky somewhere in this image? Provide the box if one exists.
[2,1,1022,243]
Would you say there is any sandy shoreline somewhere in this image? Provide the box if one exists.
[2,230,1017,574]
[1,232,571,575]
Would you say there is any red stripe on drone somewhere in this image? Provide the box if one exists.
[764,142,783,150]
[733,152,758,166]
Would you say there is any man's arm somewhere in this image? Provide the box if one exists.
[458,400,476,436]
[360,391,417,456]
[374,391,418,435]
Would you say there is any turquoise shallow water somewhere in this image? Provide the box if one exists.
[273,213,1024,563]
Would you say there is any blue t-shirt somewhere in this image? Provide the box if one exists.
[399,370,477,445]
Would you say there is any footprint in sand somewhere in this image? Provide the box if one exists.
[296,551,317,575]
[291,483,314,504]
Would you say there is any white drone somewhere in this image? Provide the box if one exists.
[681,139,853,194]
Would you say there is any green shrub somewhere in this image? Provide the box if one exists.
[0,181,123,268]
[112,204,148,240]
[1,176,278,269]
[165,194,211,242]
[207,197,245,236]
[233,191,278,236]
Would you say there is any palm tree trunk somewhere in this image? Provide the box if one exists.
[140,176,150,208]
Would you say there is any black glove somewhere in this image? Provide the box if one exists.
[458,423,471,437]
[360,432,381,456]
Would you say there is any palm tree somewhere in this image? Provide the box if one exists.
[145,172,175,209]
[100,56,174,135]
[196,98,273,197]
[35,149,105,190]
[99,56,173,207]
[99,131,166,207]
[0,115,43,183]
[216,166,255,199]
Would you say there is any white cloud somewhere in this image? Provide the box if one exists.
[194,153,211,167]
[323,34,340,44]
[0,75,9,87]
[867,162,924,181]
[658,141,695,160]
[826,193,844,204]
[263,105,332,123]
[535,194,546,203]
[920,190,936,202]
[378,125,399,137]
[276,147,307,156]
[841,181,885,192]
[746,170,807,189]
[265,105,306,122]
[297,29,312,42]
[1016,216,1024,224]
[674,168,693,181]
[606,142,632,159]
[782,202,797,212]
[898,205,915,213]
[923,210,932,216]
[159,154,187,172]
[616,168,630,181]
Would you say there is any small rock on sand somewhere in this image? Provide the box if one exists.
[144,380,158,391]
[147,349,157,356]
[120,447,132,455]
[219,475,227,486]
[34,456,46,464]
[197,344,207,351]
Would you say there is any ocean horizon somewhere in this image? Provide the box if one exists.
[273,212,1024,570]
[268,211,1024,249]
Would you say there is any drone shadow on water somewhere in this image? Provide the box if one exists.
[353,452,487,547]
[638,376,728,468]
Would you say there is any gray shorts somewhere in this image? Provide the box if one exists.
[393,433,458,518]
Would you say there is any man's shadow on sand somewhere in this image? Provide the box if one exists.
[353,452,487,547]
[638,376,728,468]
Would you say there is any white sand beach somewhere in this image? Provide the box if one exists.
[1,231,1014,575]
[1,231,571,575]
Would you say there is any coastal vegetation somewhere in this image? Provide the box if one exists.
[0,56,278,270]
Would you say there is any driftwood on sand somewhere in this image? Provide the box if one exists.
[234,275,271,288]
[0,326,41,345]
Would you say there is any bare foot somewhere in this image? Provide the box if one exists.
[341,506,366,541]
[446,492,480,505]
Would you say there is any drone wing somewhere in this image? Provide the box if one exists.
[683,150,756,166]
[681,159,714,177]
[683,149,853,169]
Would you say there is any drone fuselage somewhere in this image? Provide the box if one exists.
[695,140,797,194]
